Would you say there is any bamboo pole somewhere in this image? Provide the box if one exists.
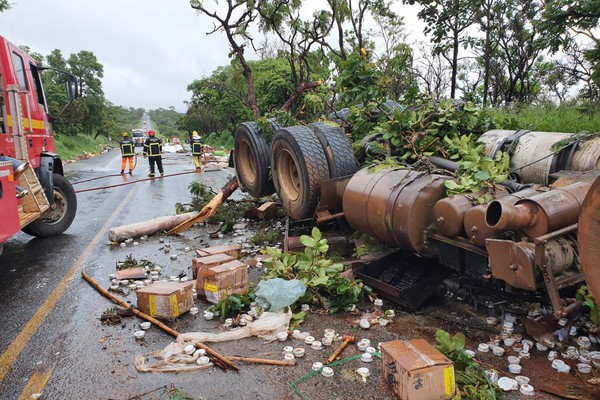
[226,356,296,366]
[81,271,239,372]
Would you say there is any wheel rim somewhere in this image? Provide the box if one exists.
[40,187,68,225]
[237,139,257,185]
[276,149,300,202]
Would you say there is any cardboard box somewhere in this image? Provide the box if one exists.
[191,253,236,279]
[194,244,242,259]
[136,281,194,320]
[196,260,248,303]
[380,339,455,400]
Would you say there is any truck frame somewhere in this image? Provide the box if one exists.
[0,34,78,254]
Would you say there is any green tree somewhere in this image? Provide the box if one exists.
[542,0,600,93]
[406,0,477,98]
[0,0,10,12]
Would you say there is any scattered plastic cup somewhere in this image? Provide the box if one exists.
[183,344,196,355]
[356,367,370,378]
[361,353,373,363]
[277,331,288,342]
[189,307,199,315]
[311,341,322,350]
[477,343,490,353]
[293,348,305,358]
[283,346,294,354]
[507,356,520,365]
[508,363,522,374]
[140,321,151,330]
[497,377,515,392]
[283,353,295,361]
[203,311,214,320]
[503,337,515,347]
[519,383,535,396]
[304,336,315,345]
[492,346,505,356]
[515,375,530,385]
[197,356,211,366]
[312,362,323,371]
[321,367,334,377]
[133,330,145,340]
[359,319,371,330]
[577,363,591,374]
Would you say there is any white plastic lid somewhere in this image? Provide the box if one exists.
[497,377,513,391]
[520,383,535,396]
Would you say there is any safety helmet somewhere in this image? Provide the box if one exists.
[192,131,198,135]
[122,132,128,137]
[148,130,155,136]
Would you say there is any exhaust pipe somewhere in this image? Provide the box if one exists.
[485,182,591,238]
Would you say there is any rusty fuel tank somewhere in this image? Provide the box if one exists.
[433,188,508,237]
[463,188,540,247]
[487,238,575,291]
[342,167,449,252]
[485,182,591,238]
[578,175,600,301]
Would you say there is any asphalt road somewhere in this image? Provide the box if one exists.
[0,149,247,399]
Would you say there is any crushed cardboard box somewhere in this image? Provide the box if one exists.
[136,281,194,320]
[194,244,241,259]
[196,260,248,303]
[380,339,455,400]
[191,253,236,279]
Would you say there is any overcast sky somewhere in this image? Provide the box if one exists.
[0,0,423,113]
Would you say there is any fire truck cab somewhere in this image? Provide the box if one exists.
[0,34,78,254]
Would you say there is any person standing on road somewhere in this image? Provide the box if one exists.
[119,132,135,175]
[143,129,164,177]
[191,131,203,171]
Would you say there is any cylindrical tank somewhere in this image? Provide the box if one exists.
[433,188,508,237]
[343,167,449,252]
[463,189,540,247]
[578,175,600,301]
[477,130,515,157]
[570,136,600,171]
[510,131,572,185]
[485,182,591,238]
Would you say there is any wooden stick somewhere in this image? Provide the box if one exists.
[194,342,239,372]
[168,176,239,234]
[326,335,355,364]
[226,356,296,366]
[81,271,239,372]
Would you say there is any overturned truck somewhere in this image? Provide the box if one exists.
[232,122,600,318]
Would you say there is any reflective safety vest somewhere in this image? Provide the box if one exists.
[119,138,135,157]
[144,137,162,156]
[191,138,203,155]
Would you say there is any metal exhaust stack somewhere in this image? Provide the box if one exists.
[579,176,600,300]
[485,182,591,238]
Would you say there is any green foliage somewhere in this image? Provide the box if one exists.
[256,110,298,142]
[435,329,499,400]
[576,286,600,326]
[490,103,600,133]
[53,133,110,161]
[376,96,499,163]
[337,50,385,107]
[262,227,370,313]
[208,291,257,319]
[444,134,510,200]
[202,130,234,150]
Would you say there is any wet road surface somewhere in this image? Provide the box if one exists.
[0,150,574,400]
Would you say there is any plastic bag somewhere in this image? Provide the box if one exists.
[255,278,306,311]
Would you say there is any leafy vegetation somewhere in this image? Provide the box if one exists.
[208,291,256,319]
[262,227,371,313]
[435,330,499,400]
[577,286,600,326]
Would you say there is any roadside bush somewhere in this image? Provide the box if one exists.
[490,103,600,133]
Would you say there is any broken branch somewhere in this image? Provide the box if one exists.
[168,176,239,234]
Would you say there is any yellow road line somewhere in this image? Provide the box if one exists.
[0,186,138,383]
[18,368,53,400]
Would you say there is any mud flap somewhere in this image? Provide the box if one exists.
[38,152,56,205]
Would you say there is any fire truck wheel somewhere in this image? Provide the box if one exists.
[271,125,330,220]
[308,122,358,179]
[21,173,77,238]
[234,122,275,198]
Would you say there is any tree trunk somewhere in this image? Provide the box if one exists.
[281,81,322,111]
[451,31,459,99]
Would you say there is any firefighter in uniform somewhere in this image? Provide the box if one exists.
[191,131,203,171]
[119,132,135,175]
[143,130,164,177]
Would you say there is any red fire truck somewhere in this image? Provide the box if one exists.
[0,34,78,254]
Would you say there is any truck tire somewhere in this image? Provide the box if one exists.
[308,122,358,178]
[233,122,275,198]
[22,173,77,237]
[271,126,330,220]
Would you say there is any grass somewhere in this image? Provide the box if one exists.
[491,102,600,133]
[53,134,112,161]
